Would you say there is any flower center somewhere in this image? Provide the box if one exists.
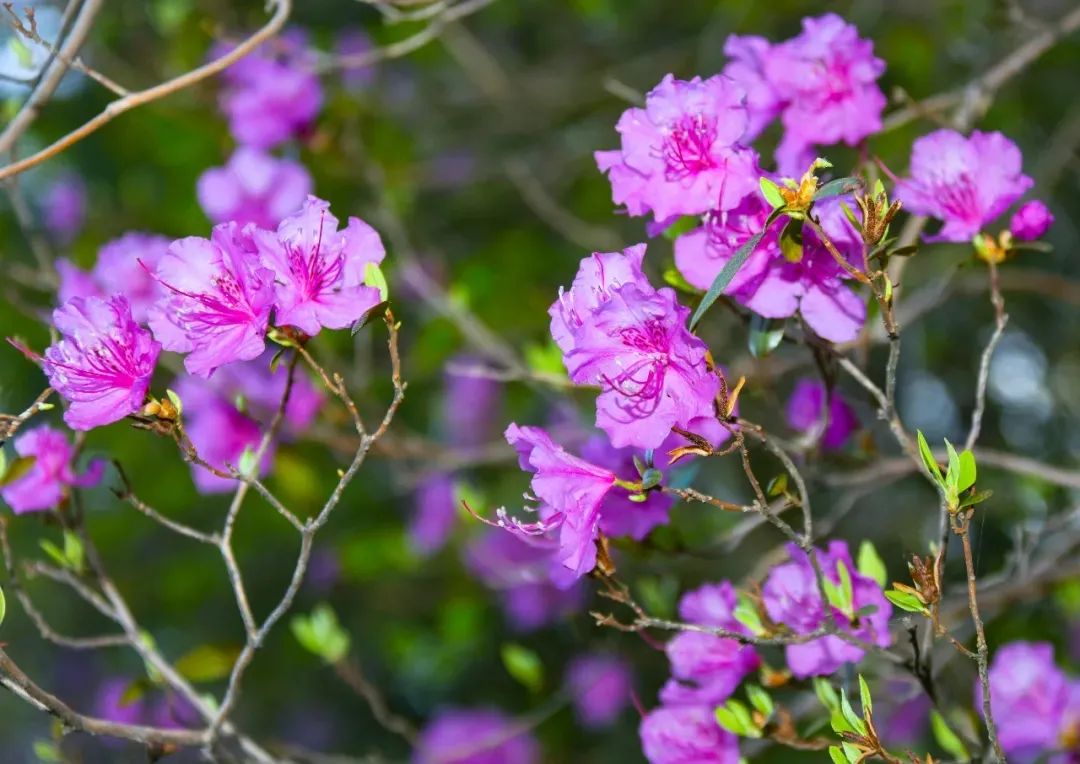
[662,114,718,180]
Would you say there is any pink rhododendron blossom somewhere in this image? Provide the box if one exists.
[675,194,867,343]
[148,223,274,378]
[595,74,759,221]
[786,378,859,450]
[42,296,161,430]
[442,358,504,449]
[565,653,633,729]
[57,233,172,324]
[0,426,103,513]
[897,129,1034,242]
[215,29,323,149]
[551,245,720,449]
[762,540,891,677]
[720,35,781,141]
[335,29,376,91]
[410,473,457,556]
[581,434,674,540]
[1010,200,1054,242]
[42,173,86,243]
[252,196,385,336]
[197,147,312,229]
[501,423,616,580]
[640,705,740,764]
[414,708,539,764]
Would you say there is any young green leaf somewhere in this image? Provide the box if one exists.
[747,314,786,358]
[501,643,543,693]
[857,540,887,587]
[716,699,761,738]
[689,229,767,330]
[364,262,389,302]
[839,688,866,735]
[733,592,765,636]
[0,583,6,628]
[930,709,970,760]
[165,388,184,417]
[714,705,751,737]
[0,455,36,487]
[779,219,805,263]
[814,176,863,201]
[884,589,927,613]
[957,450,977,492]
[759,177,786,209]
[916,430,944,487]
[959,489,993,509]
[746,684,774,719]
[813,677,839,712]
[62,531,84,573]
[858,675,872,716]
[828,746,847,764]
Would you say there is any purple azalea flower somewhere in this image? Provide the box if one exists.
[443,358,503,450]
[595,74,759,221]
[216,28,323,148]
[42,173,86,243]
[675,194,867,343]
[897,129,1034,242]
[335,29,376,92]
[148,222,275,378]
[762,540,892,678]
[410,473,457,556]
[0,426,103,513]
[565,653,633,729]
[305,549,341,596]
[984,642,1080,760]
[94,678,148,725]
[502,424,616,581]
[251,196,385,336]
[42,296,160,430]
[464,529,586,632]
[580,434,674,540]
[57,232,172,324]
[413,708,539,764]
[1010,200,1054,242]
[720,36,781,141]
[786,378,859,450]
[762,14,886,173]
[660,581,759,706]
[551,245,720,450]
[640,705,740,764]
[171,354,321,493]
[197,146,312,230]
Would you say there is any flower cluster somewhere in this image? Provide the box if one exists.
[413,708,539,764]
[57,233,172,324]
[0,426,103,513]
[197,146,313,230]
[785,378,859,450]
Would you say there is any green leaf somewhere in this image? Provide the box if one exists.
[837,560,854,614]
[814,176,863,201]
[364,262,389,302]
[661,216,703,241]
[884,589,927,613]
[766,473,788,498]
[840,201,861,230]
[165,388,183,417]
[916,430,944,487]
[524,341,566,376]
[841,742,863,763]
[62,531,84,573]
[943,438,961,492]
[957,450,977,493]
[746,684,774,718]
[839,688,866,735]
[0,455,36,487]
[857,540,887,587]
[0,583,6,628]
[930,709,969,760]
[747,314,786,358]
[959,489,993,509]
[500,643,543,693]
[828,746,847,764]
[350,300,390,334]
[0,447,7,479]
[175,644,240,683]
[759,177,785,209]
[39,540,67,568]
[119,678,150,708]
[714,705,749,737]
[640,468,663,490]
[858,675,872,716]
[813,677,839,711]
[733,592,765,636]
[715,699,760,738]
[237,446,258,478]
[663,266,702,295]
[32,740,61,763]
[291,603,350,664]
[779,219,805,263]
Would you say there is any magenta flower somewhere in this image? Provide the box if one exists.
[595,74,759,221]
[148,223,274,378]
[197,146,312,230]
[215,29,322,149]
[897,129,1034,242]
[502,424,616,580]
[410,473,457,556]
[413,708,539,764]
[335,29,376,92]
[0,426,103,513]
[660,581,759,706]
[984,642,1080,760]
[95,678,149,726]
[42,173,86,243]
[1010,200,1054,241]
[640,705,740,764]
[762,14,886,174]
[42,296,160,430]
[675,194,867,343]
[443,358,504,450]
[565,653,633,729]
[464,529,586,632]
[762,541,891,678]
[720,36,781,141]
[580,434,674,540]
[786,378,859,450]
[251,196,385,336]
[57,232,172,324]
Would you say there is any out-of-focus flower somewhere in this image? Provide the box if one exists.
[983,641,1080,761]
[251,196,385,336]
[94,678,148,726]
[335,29,376,91]
[897,129,1033,242]
[675,194,866,343]
[762,540,891,677]
[720,36,780,140]
[442,358,503,450]
[640,705,740,764]
[1010,200,1054,242]
[785,378,859,450]
[42,174,86,243]
[551,245,719,450]
[148,223,274,378]
[763,14,886,174]
[595,74,759,221]
[42,296,160,430]
[413,708,540,764]
[215,28,323,148]
[0,425,103,513]
[659,581,759,706]
[581,434,674,540]
[565,653,633,729]
[502,424,615,581]
[464,529,585,632]
[410,473,457,556]
[57,233,172,324]
[305,549,341,595]
[197,147,312,230]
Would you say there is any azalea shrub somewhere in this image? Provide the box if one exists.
[0,2,1078,763]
